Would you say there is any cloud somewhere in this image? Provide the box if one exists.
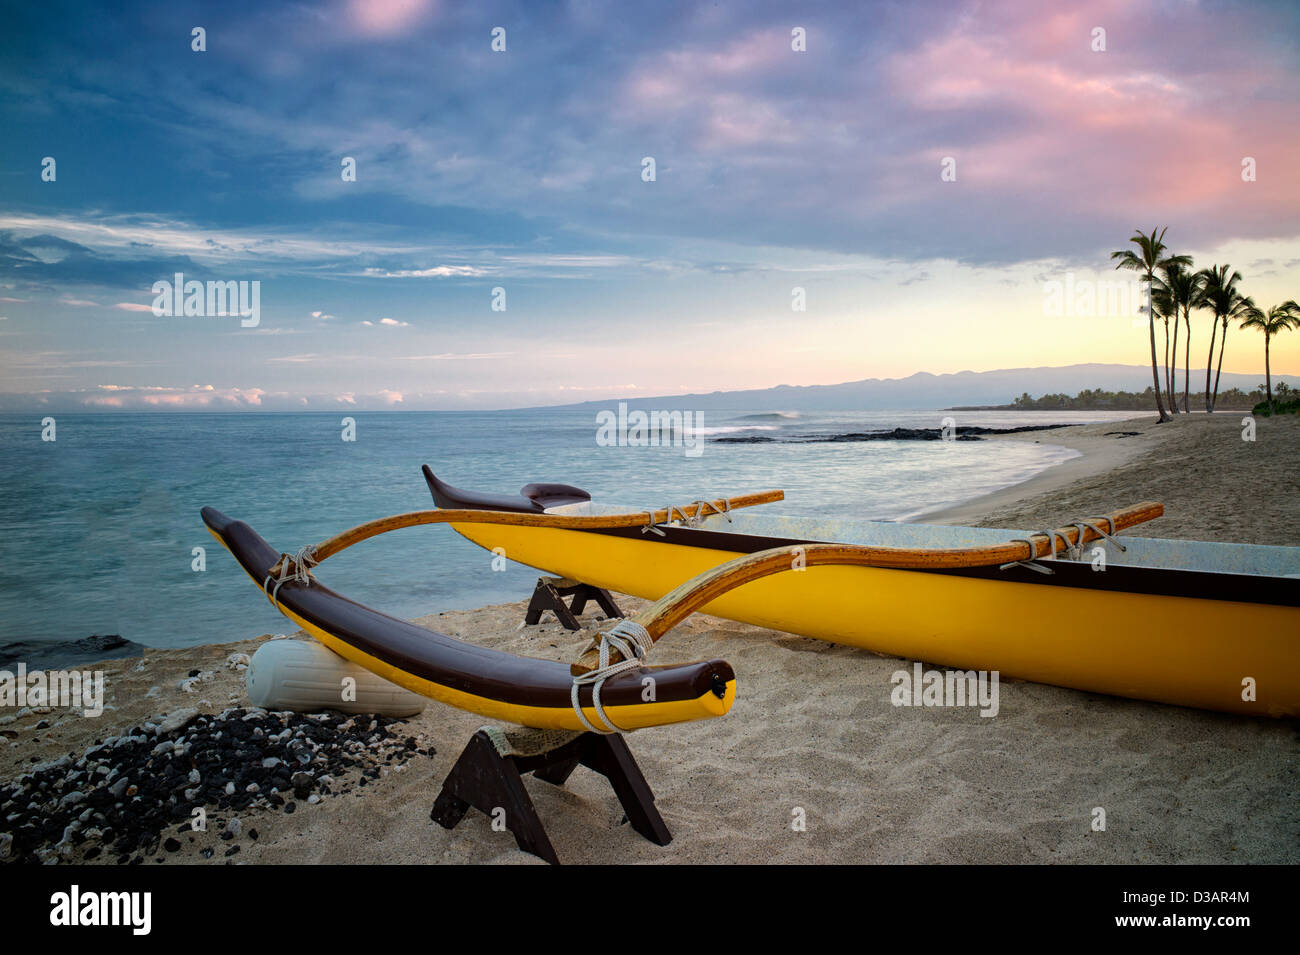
[397,351,512,360]
[360,317,409,326]
[361,265,487,278]
[347,0,436,37]
[0,213,430,281]
[113,302,156,312]
[9,1,1300,271]
[76,384,270,409]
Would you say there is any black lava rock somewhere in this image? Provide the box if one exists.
[0,707,424,865]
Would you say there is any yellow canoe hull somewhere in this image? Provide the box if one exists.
[452,521,1300,718]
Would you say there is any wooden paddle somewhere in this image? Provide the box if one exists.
[267,489,786,578]
[570,501,1164,675]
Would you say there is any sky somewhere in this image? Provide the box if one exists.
[1,0,1298,411]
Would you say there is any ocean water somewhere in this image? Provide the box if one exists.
[0,409,1141,650]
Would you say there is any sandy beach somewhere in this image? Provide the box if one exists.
[923,412,1300,544]
[3,412,1297,865]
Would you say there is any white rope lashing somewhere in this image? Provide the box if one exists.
[1072,516,1127,556]
[641,497,733,535]
[1000,516,1127,573]
[570,619,655,734]
[684,497,733,526]
[1001,535,1056,574]
[1002,528,1069,574]
[263,545,319,608]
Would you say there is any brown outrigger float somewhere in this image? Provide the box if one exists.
[201,505,739,732]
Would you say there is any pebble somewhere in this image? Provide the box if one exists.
[0,707,427,865]
[157,709,200,735]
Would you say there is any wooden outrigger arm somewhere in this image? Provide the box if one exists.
[571,501,1164,675]
[267,490,786,578]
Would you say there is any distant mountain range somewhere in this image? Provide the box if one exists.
[537,363,1296,412]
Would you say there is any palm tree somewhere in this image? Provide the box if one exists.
[1213,292,1255,411]
[1159,261,1202,413]
[1196,265,1252,413]
[1151,280,1177,412]
[1112,228,1188,422]
[1239,301,1300,415]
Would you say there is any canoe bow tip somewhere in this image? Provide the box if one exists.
[200,505,234,535]
[422,466,464,509]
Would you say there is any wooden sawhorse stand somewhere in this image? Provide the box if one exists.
[524,576,623,631]
[430,727,671,865]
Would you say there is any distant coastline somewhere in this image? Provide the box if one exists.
[946,384,1276,412]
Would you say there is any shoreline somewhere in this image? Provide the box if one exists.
[917,411,1300,545]
[914,414,1159,526]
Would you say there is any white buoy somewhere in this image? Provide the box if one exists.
[246,640,426,717]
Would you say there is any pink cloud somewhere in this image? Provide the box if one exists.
[346,0,434,37]
[624,29,797,149]
[879,0,1300,224]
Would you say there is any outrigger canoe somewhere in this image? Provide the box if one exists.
[200,506,735,731]
[423,469,1300,718]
